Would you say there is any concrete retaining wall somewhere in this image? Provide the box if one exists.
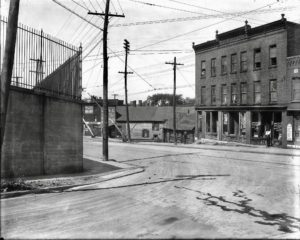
[1,87,83,178]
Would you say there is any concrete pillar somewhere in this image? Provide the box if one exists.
[217,111,223,140]
[282,110,287,148]
[245,111,251,144]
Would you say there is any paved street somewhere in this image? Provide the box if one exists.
[1,139,300,239]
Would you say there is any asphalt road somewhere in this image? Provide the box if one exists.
[1,139,300,239]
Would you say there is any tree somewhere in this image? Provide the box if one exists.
[144,93,185,106]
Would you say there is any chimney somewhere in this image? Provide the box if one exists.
[130,100,136,107]
[244,20,249,36]
[281,13,287,28]
[215,30,219,41]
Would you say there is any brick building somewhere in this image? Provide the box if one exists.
[193,15,300,147]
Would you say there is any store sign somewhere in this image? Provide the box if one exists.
[287,123,293,141]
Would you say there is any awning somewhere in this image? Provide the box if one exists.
[287,102,300,111]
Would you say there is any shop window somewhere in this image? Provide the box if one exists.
[269,45,277,67]
[251,112,261,138]
[211,85,216,105]
[292,78,300,101]
[231,84,237,104]
[211,58,216,77]
[223,112,228,134]
[201,86,206,105]
[221,56,227,75]
[254,48,261,70]
[152,123,159,131]
[254,81,261,104]
[240,112,246,136]
[231,53,237,73]
[270,79,277,102]
[201,60,206,78]
[212,111,218,133]
[206,112,210,132]
[273,112,282,141]
[240,51,247,72]
[221,84,228,105]
[240,82,247,104]
[229,113,235,134]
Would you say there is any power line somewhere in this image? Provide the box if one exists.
[52,0,103,31]
[71,0,89,11]
[133,1,280,51]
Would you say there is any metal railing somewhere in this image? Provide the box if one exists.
[0,16,82,99]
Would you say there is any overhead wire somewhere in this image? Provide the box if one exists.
[71,0,89,11]
[133,1,280,51]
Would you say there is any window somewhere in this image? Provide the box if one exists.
[240,83,247,104]
[231,54,237,73]
[254,81,261,104]
[221,56,227,75]
[240,112,246,136]
[240,51,247,72]
[231,84,237,104]
[221,84,228,105]
[269,45,277,67]
[85,106,94,114]
[201,86,206,105]
[254,48,261,70]
[292,78,300,101]
[152,123,159,131]
[201,60,206,78]
[270,79,277,102]
[212,111,218,133]
[211,58,216,77]
[211,85,216,105]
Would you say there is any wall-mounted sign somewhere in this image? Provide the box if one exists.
[287,123,293,141]
[294,69,299,74]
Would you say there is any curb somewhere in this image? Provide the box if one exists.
[1,166,144,199]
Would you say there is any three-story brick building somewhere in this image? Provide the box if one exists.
[193,15,300,147]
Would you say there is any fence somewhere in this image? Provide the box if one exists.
[0,17,82,99]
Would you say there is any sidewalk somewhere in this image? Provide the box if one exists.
[84,136,300,156]
[1,157,144,199]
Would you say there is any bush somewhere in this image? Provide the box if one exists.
[1,178,33,192]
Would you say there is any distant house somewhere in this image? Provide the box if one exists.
[116,106,196,143]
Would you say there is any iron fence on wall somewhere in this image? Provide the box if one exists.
[0,16,82,99]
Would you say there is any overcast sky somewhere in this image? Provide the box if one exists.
[1,0,300,101]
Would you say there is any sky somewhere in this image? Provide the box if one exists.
[1,0,300,102]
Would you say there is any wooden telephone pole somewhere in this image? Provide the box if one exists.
[165,57,183,145]
[119,39,133,142]
[88,0,124,161]
[1,0,20,147]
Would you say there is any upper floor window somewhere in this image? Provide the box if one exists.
[201,86,206,105]
[292,78,300,102]
[221,84,228,105]
[231,54,237,73]
[269,45,277,67]
[221,56,227,75]
[201,60,206,78]
[231,84,237,104]
[240,51,247,72]
[240,82,247,104]
[211,85,216,105]
[270,79,277,102]
[85,106,94,114]
[254,81,261,104]
[254,48,261,70]
[211,58,216,77]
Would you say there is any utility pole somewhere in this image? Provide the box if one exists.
[88,0,124,161]
[119,39,133,143]
[165,57,183,145]
[1,0,20,147]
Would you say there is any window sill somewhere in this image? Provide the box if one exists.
[240,70,247,73]
[230,71,237,74]
[253,68,261,71]
[268,65,277,69]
